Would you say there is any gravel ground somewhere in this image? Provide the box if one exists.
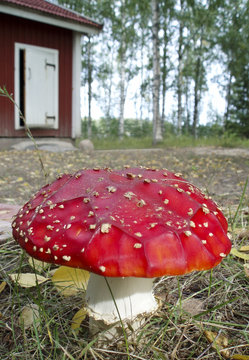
[0,146,248,209]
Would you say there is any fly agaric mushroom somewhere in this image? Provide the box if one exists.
[12,167,231,336]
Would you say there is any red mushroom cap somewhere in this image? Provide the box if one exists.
[12,168,231,277]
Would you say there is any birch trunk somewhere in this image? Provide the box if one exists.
[224,70,232,127]
[193,56,201,139]
[118,0,126,140]
[177,0,184,136]
[161,18,168,133]
[151,0,163,144]
[119,42,125,139]
[87,37,92,139]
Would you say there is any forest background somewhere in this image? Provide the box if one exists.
[55,0,249,146]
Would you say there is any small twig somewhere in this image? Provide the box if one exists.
[196,329,223,360]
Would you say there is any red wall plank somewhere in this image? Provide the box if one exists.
[0,13,73,137]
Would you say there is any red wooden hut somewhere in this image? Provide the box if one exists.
[0,0,102,138]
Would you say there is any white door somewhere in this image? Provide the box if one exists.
[15,43,59,129]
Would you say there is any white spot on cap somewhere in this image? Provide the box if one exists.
[62,255,71,262]
[184,231,192,237]
[202,207,210,214]
[101,223,112,233]
[58,205,64,209]
[202,240,207,244]
[107,186,117,193]
[134,243,142,248]
[176,187,184,193]
[134,232,142,237]
[137,199,146,207]
[99,266,106,273]
[190,221,196,228]
[149,222,157,229]
[220,253,226,258]
[124,191,135,200]
[164,199,169,204]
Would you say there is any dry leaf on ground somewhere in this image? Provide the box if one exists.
[181,298,205,316]
[19,303,40,329]
[230,248,249,261]
[52,266,89,297]
[204,330,230,358]
[9,273,48,287]
[28,257,50,273]
[71,307,88,331]
[0,281,6,294]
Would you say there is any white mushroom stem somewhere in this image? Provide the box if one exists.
[86,273,158,326]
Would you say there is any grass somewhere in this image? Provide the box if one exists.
[88,134,249,150]
[0,201,248,360]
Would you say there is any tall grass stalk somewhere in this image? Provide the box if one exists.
[0,86,47,178]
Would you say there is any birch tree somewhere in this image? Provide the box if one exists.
[151,0,163,144]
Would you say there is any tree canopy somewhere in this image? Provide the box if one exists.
[57,0,249,141]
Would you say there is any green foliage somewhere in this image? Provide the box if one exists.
[218,0,249,138]
[82,117,153,139]
[81,115,249,150]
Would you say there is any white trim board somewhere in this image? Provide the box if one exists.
[71,32,82,139]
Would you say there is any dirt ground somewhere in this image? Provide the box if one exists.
[0,146,248,359]
[0,146,248,211]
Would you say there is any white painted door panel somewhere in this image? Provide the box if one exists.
[25,46,58,128]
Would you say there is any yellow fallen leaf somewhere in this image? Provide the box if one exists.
[9,273,48,287]
[0,281,6,294]
[230,248,249,261]
[231,355,249,360]
[71,307,87,331]
[19,303,40,329]
[204,330,230,358]
[52,266,89,297]
[240,245,249,252]
[28,257,50,273]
